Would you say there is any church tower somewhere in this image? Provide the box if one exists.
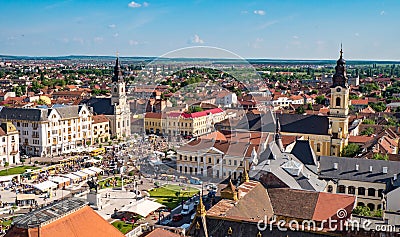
[329,45,349,156]
[111,56,127,106]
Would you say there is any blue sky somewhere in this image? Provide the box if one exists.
[0,0,399,60]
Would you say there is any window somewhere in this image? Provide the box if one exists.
[327,185,333,193]
[368,188,376,197]
[336,97,341,107]
[367,203,375,211]
[316,143,321,153]
[337,185,346,193]
[348,186,356,195]
[358,187,366,195]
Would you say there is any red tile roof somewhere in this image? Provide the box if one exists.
[145,228,181,237]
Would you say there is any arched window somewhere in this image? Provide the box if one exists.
[367,203,375,211]
[114,87,117,93]
[327,185,333,193]
[358,187,366,195]
[368,188,376,197]
[348,186,356,195]
[336,97,341,107]
[338,185,346,193]
[357,202,365,207]
[316,143,321,153]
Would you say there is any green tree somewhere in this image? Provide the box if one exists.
[360,127,374,136]
[353,206,371,216]
[341,143,361,157]
[315,95,325,105]
[369,102,387,112]
[362,119,375,125]
[373,209,383,217]
[188,106,203,113]
[295,106,305,114]
[372,153,389,161]
[307,103,313,110]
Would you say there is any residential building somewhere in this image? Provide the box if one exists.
[145,108,225,138]
[0,122,20,166]
[176,131,270,179]
[0,105,92,157]
[92,115,110,144]
[215,90,237,108]
[318,155,400,211]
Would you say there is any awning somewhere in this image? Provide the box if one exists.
[62,173,81,181]
[73,171,88,178]
[0,175,17,182]
[16,194,36,201]
[48,176,70,184]
[33,180,57,192]
[85,159,101,164]
[88,167,103,173]
[81,169,96,176]
[119,199,164,217]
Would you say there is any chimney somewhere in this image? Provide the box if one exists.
[333,163,338,170]
[383,167,388,174]
[355,164,359,171]
[394,174,398,180]
[369,166,373,172]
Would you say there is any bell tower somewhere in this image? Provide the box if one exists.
[111,55,126,106]
[329,45,349,156]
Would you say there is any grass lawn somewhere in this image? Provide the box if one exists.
[0,166,39,176]
[148,184,199,209]
[98,177,133,189]
[112,221,138,234]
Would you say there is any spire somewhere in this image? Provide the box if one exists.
[242,163,249,183]
[331,44,348,88]
[275,118,284,152]
[112,55,123,83]
[196,193,206,216]
[221,179,238,201]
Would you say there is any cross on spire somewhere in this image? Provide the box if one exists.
[340,43,343,58]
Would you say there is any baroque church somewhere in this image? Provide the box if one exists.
[81,57,131,139]
[234,48,350,156]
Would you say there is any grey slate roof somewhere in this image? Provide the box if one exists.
[235,110,275,132]
[318,156,400,185]
[80,98,114,115]
[290,140,318,166]
[0,107,49,121]
[0,105,87,121]
[277,114,330,135]
[13,198,88,228]
[250,141,326,192]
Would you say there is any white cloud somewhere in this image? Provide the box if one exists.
[128,1,141,8]
[253,10,266,16]
[72,37,84,44]
[355,32,360,37]
[257,20,279,30]
[113,33,119,38]
[108,24,116,28]
[190,34,204,44]
[249,37,264,49]
[380,10,385,15]
[94,37,103,43]
[292,35,299,39]
[129,40,139,45]
[143,2,149,7]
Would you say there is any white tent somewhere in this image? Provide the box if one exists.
[48,176,70,185]
[33,180,57,192]
[120,199,164,217]
[0,175,17,183]
[73,171,89,179]
[81,168,96,176]
[88,167,103,173]
[62,173,81,182]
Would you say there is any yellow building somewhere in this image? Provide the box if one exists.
[92,115,110,143]
[144,108,225,138]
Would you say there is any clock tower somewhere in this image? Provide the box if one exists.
[329,45,349,156]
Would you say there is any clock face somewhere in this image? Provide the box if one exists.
[336,87,341,92]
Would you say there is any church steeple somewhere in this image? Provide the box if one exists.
[112,56,123,83]
[275,118,284,151]
[331,44,348,88]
